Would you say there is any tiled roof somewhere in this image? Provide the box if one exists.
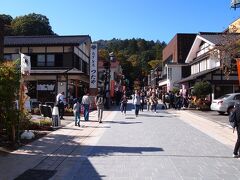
[4,35,91,46]
[199,33,240,46]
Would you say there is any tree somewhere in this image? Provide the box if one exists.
[0,14,13,61]
[0,60,21,143]
[94,38,166,88]
[148,60,160,69]
[192,81,212,99]
[0,18,4,61]
[11,13,54,36]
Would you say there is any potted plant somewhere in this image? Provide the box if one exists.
[192,81,212,111]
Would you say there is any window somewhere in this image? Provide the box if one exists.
[4,54,12,60]
[234,95,240,100]
[37,54,45,66]
[82,61,87,73]
[200,60,206,72]
[168,67,172,80]
[37,54,55,66]
[47,54,55,66]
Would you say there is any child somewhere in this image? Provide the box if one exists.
[120,94,128,115]
[73,98,80,127]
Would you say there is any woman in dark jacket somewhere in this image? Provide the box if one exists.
[233,102,240,158]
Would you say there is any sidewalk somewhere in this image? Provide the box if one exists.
[0,109,116,179]
[0,106,238,179]
[169,109,237,149]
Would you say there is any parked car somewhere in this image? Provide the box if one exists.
[210,93,240,115]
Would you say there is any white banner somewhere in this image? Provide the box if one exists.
[89,44,98,88]
[21,53,31,75]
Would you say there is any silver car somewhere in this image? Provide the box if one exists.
[210,93,240,115]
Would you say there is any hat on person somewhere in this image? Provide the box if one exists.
[73,98,78,103]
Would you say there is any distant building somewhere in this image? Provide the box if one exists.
[98,58,123,98]
[158,33,196,92]
[177,32,239,99]
[4,35,91,104]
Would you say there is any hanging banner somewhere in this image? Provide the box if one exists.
[20,53,31,75]
[110,80,115,97]
[236,58,240,85]
[89,44,98,89]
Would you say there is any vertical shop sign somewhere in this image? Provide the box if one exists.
[90,44,98,88]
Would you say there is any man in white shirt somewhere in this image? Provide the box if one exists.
[56,92,65,119]
[81,92,90,121]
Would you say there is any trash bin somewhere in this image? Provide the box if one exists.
[52,105,61,128]
[39,105,52,118]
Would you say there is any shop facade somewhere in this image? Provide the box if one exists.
[4,35,91,105]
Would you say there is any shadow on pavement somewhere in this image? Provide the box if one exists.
[104,120,142,124]
[15,169,57,180]
[86,145,163,156]
[138,113,178,118]
[13,133,163,180]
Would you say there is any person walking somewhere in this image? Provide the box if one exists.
[150,93,158,113]
[120,94,128,115]
[175,92,182,110]
[56,92,65,119]
[140,92,145,112]
[73,98,80,127]
[133,90,141,117]
[95,92,104,123]
[232,102,240,158]
[162,92,167,109]
[81,92,91,121]
[146,89,151,111]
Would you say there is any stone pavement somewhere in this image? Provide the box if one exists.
[0,109,116,180]
[0,104,240,179]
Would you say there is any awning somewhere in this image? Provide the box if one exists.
[158,79,168,86]
[175,67,219,84]
[30,68,83,74]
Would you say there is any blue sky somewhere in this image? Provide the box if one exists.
[1,0,239,43]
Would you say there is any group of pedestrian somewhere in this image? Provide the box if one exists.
[56,91,92,127]
[131,89,159,117]
[56,88,240,159]
[162,91,190,110]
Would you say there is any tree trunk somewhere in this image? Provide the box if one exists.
[12,124,16,144]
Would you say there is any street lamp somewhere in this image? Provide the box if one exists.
[103,52,114,109]
[231,0,240,9]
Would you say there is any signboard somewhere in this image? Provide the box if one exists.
[229,18,240,33]
[89,44,98,88]
[20,53,31,75]
[237,58,240,85]
[110,80,115,97]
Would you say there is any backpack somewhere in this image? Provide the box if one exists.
[96,95,104,106]
[229,111,237,129]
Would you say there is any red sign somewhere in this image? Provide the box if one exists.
[110,80,115,97]
[237,58,240,85]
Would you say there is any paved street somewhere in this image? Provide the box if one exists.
[1,104,240,179]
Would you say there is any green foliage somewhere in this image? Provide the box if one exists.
[0,60,21,142]
[148,60,161,69]
[11,13,54,36]
[172,87,180,94]
[29,118,52,130]
[192,81,212,99]
[95,38,166,88]
[0,14,13,35]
